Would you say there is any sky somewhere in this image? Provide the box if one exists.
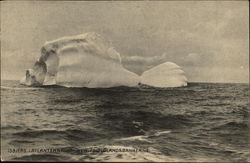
[1,1,249,83]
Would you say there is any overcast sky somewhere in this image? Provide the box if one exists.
[1,1,249,83]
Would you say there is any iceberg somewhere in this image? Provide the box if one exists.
[20,32,187,88]
[20,32,139,88]
[141,62,187,88]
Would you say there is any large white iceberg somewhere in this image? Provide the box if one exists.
[20,32,187,88]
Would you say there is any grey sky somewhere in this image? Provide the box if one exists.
[1,1,249,83]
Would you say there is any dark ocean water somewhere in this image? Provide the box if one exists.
[1,80,249,162]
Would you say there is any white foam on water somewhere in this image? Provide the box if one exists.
[153,130,171,136]
[115,130,171,143]
[116,136,152,143]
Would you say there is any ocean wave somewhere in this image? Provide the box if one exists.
[1,86,44,90]
[13,154,69,161]
[99,111,192,137]
[115,130,171,143]
[12,129,105,142]
[1,125,23,130]
[213,122,248,130]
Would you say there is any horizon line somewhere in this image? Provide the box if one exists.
[1,79,249,85]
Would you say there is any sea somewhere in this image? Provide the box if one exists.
[1,80,249,162]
